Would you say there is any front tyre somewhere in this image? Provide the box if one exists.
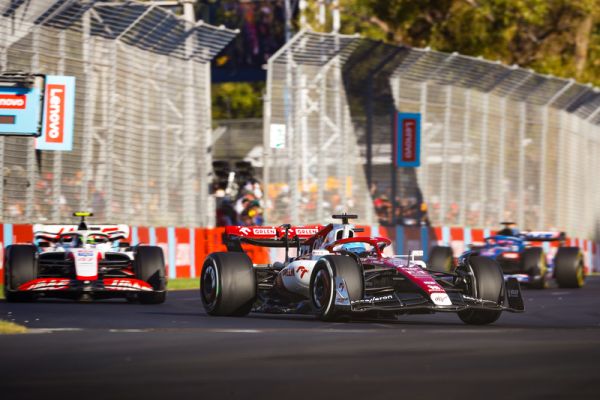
[200,252,256,316]
[309,255,364,322]
[135,246,167,304]
[554,247,585,289]
[4,245,38,303]
[458,256,504,325]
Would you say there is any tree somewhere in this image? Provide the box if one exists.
[212,82,264,120]
[307,0,600,85]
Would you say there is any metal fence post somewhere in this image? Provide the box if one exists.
[459,89,471,226]
[440,85,452,225]
[419,81,429,211]
[555,111,566,228]
[478,93,489,227]
[517,101,526,226]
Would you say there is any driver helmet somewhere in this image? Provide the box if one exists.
[86,236,96,245]
[341,242,367,255]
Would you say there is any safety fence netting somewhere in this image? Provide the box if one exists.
[266,31,600,239]
[0,0,237,227]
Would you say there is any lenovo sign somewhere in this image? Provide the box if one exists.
[36,75,75,151]
[395,112,421,167]
[0,94,27,109]
[44,84,65,142]
[402,119,417,162]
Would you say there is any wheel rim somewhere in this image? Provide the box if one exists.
[576,261,585,287]
[539,254,548,288]
[312,269,331,309]
[445,256,452,272]
[202,264,218,307]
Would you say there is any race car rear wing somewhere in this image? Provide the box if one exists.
[223,225,323,251]
[33,224,130,242]
[520,231,566,242]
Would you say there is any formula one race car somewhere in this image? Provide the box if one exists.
[3,212,166,303]
[428,222,585,289]
[200,215,524,325]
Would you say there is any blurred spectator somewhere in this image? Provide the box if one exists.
[215,169,265,226]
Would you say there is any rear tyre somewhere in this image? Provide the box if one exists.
[309,255,364,322]
[4,245,38,303]
[135,246,167,304]
[521,247,547,289]
[200,252,256,316]
[554,247,585,289]
[458,256,504,325]
[427,246,454,273]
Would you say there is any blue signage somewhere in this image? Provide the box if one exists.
[0,86,43,136]
[395,112,421,167]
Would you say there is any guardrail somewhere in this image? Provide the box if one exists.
[0,224,597,284]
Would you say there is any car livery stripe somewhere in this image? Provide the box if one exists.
[103,278,153,291]
[19,278,71,291]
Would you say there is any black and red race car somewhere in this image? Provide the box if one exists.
[3,212,166,303]
[200,215,524,325]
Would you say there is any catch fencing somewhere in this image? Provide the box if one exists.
[263,30,375,226]
[0,0,237,227]
[266,31,600,239]
[389,48,600,239]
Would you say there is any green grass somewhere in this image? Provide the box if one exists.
[168,278,199,291]
[0,320,27,334]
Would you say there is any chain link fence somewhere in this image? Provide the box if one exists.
[266,31,600,239]
[0,0,236,227]
[263,30,375,226]
[389,48,600,239]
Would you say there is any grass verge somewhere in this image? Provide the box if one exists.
[0,320,27,334]
[168,277,199,291]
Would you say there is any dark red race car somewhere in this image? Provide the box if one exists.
[200,214,524,325]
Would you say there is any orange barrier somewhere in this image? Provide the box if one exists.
[0,223,598,284]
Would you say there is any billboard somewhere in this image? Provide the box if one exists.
[36,75,76,151]
[0,76,44,136]
[395,112,421,167]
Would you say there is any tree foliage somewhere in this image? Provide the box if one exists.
[213,0,600,118]
[212,82,264,120]
[326,0,599,85]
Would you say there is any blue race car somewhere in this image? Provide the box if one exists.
[428,222,586,289]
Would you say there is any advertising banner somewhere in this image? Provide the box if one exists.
[270,123,286,149]
[36,75,76,151]
[395,112,421,167]
[0,84,43,136]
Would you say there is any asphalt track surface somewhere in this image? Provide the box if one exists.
[1,277,600,400]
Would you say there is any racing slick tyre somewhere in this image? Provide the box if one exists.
[309,255,364,322]
[4,245,38,303]
[554,247,585,289]
[427,246,454,273]
[135,246,167,304]
[201,252,256,316]
[521,247,548,289]
[458,256,504,325]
